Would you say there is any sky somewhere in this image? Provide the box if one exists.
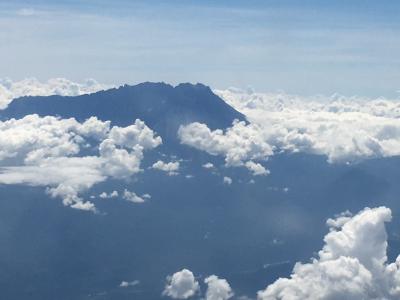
[1,0,400,97]
[3,3,400,298]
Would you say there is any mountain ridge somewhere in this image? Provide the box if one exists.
[0,82,245,146]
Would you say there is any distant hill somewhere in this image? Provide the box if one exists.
[0,82,245,145]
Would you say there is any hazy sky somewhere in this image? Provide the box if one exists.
[1,0,400,97]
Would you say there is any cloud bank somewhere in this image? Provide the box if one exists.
[0,78,112,109]
[0,115,161,211]
[178,88,400,174]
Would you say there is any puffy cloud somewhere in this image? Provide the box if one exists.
[180,88,400,173]
[122,189,146,204]
[202,162,215,169]
[98,139,143,178]
[119,280,140,288]
[0,114,110,162]
[0,78,112,109]
[178,121,273,167]
[108,120,162,150]
[163,269,200,299]
[223,177,232,185]
[99,190,119,199]
[216,88,400,164]
[142,193,151,199]
[0,115,161,211]
[152,160,180,176]
[204,275,234,300]
[163,270,234,300]
[244,161,269,176]
[257,206,400,300]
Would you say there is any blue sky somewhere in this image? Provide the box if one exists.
[1,0,400,97]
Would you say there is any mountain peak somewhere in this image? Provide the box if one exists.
[1,82,245,145]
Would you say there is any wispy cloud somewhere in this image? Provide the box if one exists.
[16,8,36,16]
[1,2,399,96]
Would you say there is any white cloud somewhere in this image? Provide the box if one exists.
[108,120,162,150]
[178,121,273,167]
[0,115,161,211]
[122,189,146,204]
[142,193,151,199]
[218,88,400,164]
[179,88,400,173]
[163,269,200,299]
[257,206,400,300]
[0,78,112,109]
[204,275,234,300]
[223,177,232,185]
[245,161,269,176]
[0,114,110,162]
[152,160,180,176]
[119,280,140,288]
[202,162,214,169]
[99,190,118,199]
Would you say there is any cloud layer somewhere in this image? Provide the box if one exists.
[0,78,112,109]
[179,88,400,174]
[0,115,161,211]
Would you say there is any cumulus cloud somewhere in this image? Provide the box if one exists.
[99,190,119,199]
[257,206,400,300]
[0,114,109,162]
[179,88,400,173]
[0,77,112,109]
[152,160,180,176]
[0,115,161,211]
[163,269,200,299]
[142,193,151,199]
[119,280,140,288]
[223,177,232,185]
[204,275,234,300]
[163,270,234,300]
[178,121,273,167]
[122,189,146,204]
[245,161,269,176]
[202,162,215,169]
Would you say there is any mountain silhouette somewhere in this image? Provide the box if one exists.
[1,82,245,145]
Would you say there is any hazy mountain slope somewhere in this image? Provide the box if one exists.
[1,82,245,145]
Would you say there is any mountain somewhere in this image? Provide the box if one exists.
[1,82,400,300]
[0,82,245,146]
